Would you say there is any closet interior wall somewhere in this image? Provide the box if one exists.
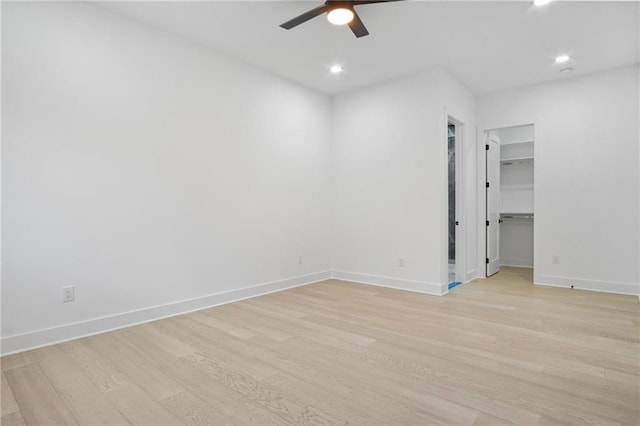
[496,125,534,268]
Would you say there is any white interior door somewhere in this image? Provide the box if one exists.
[486,134,500,276]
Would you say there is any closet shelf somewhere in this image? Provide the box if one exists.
[501,156,534,165]
[503,139,534,145]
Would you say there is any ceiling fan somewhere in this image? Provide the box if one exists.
[279,1,404,38]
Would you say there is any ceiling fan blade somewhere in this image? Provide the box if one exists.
[348,10,369,38]
[351,0,405,4]
[280,4,329,30]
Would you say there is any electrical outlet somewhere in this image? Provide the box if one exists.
[398,258,405,268]
[298,256,303,265]
[552,255,560,265]
[63,286,75,303]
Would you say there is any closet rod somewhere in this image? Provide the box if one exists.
[500,214,534,220]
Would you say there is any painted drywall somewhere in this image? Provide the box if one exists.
[5,1,636,357]
[500,219,534,268]
[478,65,640,295]
[439,71,478,284]
[494,125,534,145]
[331,68,477,293]
[1,2,332,352]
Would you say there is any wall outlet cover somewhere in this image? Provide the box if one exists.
[63,286,75,303]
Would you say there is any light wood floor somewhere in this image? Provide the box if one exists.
[2,267,639,425]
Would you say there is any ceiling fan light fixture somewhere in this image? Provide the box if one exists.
[327,7,354,26]
[280,0,401,37]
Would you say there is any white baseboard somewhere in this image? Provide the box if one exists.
[535,274,639,296]
[331,270,447,296]
[7,269,633,356]
[465,269,478,284]
[0,271,332,356]
[501,259,533,268]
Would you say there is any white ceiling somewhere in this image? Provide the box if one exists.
[96,1,639,95]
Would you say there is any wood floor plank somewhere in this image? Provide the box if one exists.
[0,410,26,426]
[248,335,458,425]
[181,350,351,425]
[101,382,181,425]
[60,340,129,393]
[205,303,295,342]
[1,371,20,417]
[116,325,288,425]
[160,390,236,425]
[32,345,130,425]
[260,372,379,425]
[0,353,32,372]
[84,332,186,401]
[4,363,78,425]
[153,315,279,381]
[188,309,256,340]
[1,267,638,425]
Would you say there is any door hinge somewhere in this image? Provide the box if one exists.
[486,258,489,264]
[486,182,490,188]
[485,144,489,151]
[486,220,490,226]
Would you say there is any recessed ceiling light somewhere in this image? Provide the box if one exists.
[330,65,343,74]
[534,0,552,6]
[327,7,354,26]
[555,55,571,64]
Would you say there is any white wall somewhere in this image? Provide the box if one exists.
[494,125,534,145]
[1,2,332,353]
[331,68,477,294]
[439,71,478,284]
[500,219,534,268]
[5,1,636,357]
[478,65,640,295]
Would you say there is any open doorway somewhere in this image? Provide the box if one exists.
[485,124,535,279]
[447,119,463,289]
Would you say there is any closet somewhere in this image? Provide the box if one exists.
[498,125,534,268]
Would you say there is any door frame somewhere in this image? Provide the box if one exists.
[479,121,540,282]
[445,115,465,286]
